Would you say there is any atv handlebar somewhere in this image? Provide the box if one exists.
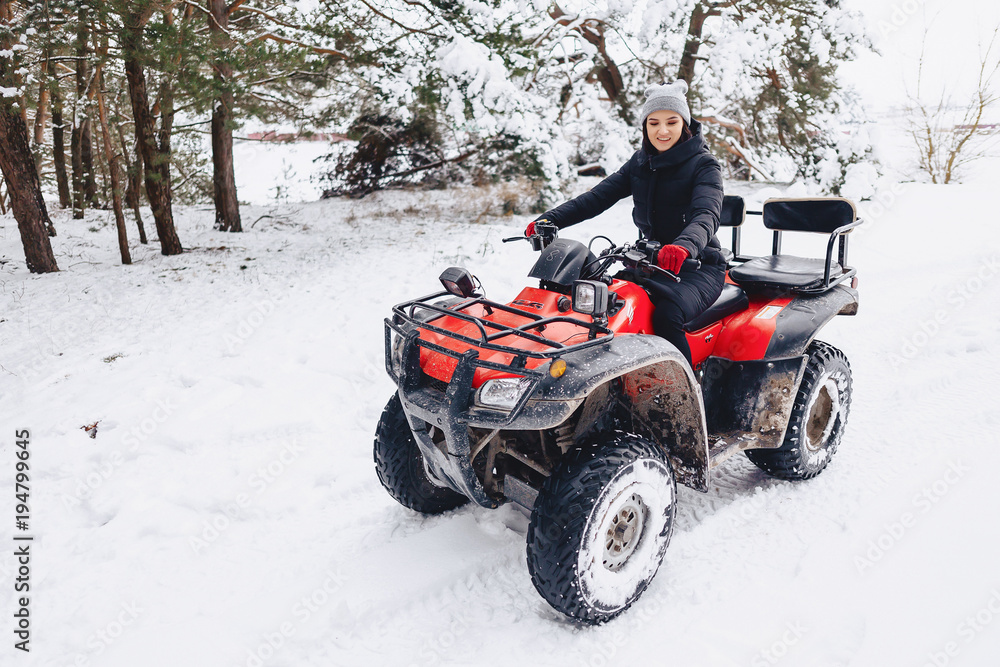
[650,258,702,282]
[503,221,559,251]
[593,252,701,282]
[592,238,702,282]
[507,221,701,282]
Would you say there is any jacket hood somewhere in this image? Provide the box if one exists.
[642,118,707,169]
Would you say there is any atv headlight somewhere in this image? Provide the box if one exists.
[572,280,609,317]
[476,377,532,410]
[439,267,478,298]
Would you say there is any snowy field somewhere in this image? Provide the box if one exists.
[1,157,1000,666]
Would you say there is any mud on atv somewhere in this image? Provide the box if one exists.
[375,196,862,624]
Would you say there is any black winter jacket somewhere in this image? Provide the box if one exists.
[540,119,724,259]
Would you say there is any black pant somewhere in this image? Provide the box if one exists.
[644,259,726,366]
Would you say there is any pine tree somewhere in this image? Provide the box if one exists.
[115,0,185,256]
[523,0,872,191]
[680,0,873,190]
[311,0,577,201]
[0,0,58,273]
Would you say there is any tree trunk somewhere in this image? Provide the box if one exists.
[678,3,711,85]
[32,56,50,173]
[71,124,85,217]
[51,85,72,208]
[158,79,175,159]
[209,0,242,232]
[123,18,183,256]
[117,121,148,244]
[75,6,99,209]
[0,5,59,273]
[94,67,130,265]
[80,117,98,207]
[32,79,49,147]
[72,9,85,216]
[92,116,111,205]
[550,5,630,123]
[0,117,60,274]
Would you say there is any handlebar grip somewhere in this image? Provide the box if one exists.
[682,258,702,271]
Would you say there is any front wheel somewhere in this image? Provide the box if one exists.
[526,434,676,624]
[746,340,853,480]
[373,393,468,514]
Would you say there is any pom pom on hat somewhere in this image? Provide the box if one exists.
[644,80,688,98]
[640,80,691,126]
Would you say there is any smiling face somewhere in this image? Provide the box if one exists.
[645,110,685,153]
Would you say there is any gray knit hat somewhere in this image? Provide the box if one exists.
[640,81,691,126]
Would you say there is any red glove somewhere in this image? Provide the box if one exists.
[525,220,537,237]
[657,244,689,274]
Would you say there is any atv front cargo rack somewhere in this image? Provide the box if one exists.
[384,290,613,425]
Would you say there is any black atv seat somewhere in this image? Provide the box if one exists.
[683,283,749,332]
[728,256,843,291]
[728,197,861,294]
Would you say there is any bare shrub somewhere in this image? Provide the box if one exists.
[907,25,1000,184]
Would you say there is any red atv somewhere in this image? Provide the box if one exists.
[376,195,861,623]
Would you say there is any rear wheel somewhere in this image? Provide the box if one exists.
[526,434,676,624]
[374,393,468,514]
[746,341,852,480]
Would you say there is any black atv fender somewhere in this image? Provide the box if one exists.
[396,336,709,504]
[532,335,711,491]
[766,284,858,357]
[700,284,858,453]
[700,355,808,453]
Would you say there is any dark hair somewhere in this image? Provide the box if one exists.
[642,118,692,154]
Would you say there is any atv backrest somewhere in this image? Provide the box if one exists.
[762,198,856,233]
[719,195,747,263]
[760,197,861,258]
[720,195,746,228]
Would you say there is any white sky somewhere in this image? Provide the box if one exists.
[840,0,1000,111]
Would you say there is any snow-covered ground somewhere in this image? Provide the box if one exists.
[232,139,332,205]
[1,160,999,665]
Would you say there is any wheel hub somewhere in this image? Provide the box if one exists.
[805,377,840,452]
[603,493,646,572]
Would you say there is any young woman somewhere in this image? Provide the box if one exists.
[525,81,725,366]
